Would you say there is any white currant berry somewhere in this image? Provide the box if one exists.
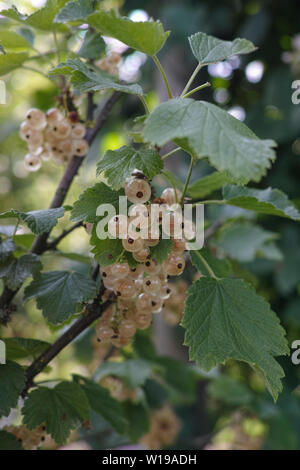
[136,292,153,312]
[150,295,164,313]
[135,312,152,329]
[144,258,160,274]
[122,237,144,253]
[71,122,86,139]
[73,139,89,157]
[46,108,64,124]
[96,324,114,341]
[172,238,186,254]
[118,319,136,338]
[125,178,151,204]
[160,283,172,299]
[57,139,73,158]
[163,253,185,276]
[133,246,150,262]
[111,262,130,279]
[26,108,47,131]
[143,275,161,294]
[24,153,42,172]
[128,264,144,280]
[108,214,128,239]
[161,187,182,205]
[19,121,33,141]
[113,278,136,298]
[183,219,196,240]
[50,119,71,140]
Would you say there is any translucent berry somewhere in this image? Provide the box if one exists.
[50,119,71,140]
[136,292,153,312]
[111,263,130,279]
[143,275,161,294]
[133,246,150,262]
[108,214,128,239]
[73,139,89,157]
[160,283,172,299]
[135,312,152,330]
[71,122,86,139]
[26,108,47,131]
[57,139,73,158]
[24,153,41,172]
[46,108,64,124]
[172,238,186,254]
[161,187,182,205]
[144,258,160,274]
[119,319,136,338]
[122,237,144,253]
[125,178,151,204]
[96,325,114,341]
[150,295,164,313]
[163,254,185,276]
[113,278,136,298]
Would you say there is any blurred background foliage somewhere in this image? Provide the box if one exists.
[1,0,300,450]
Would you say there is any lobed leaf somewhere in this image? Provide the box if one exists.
[0,207,64,234]
[0,361,26,417]
[0,253,42,290]
[54,0,94,23]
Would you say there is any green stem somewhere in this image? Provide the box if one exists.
[53,31,61,63]
[183,82,211,98]
[161,147,181,160]
[152,55,173,99]
[192,200,226,207]
[181,155,195,205]
[13,218,20,237]
[194,250,217,279]
[139,95,150,114]
[181,63,203,97]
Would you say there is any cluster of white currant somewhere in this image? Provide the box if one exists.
[100,375,138,402]
[95,51,121,77]
[19,108,89,171]
[140,405,180,450]
[162,280,187,325]
[95,176,195,348]
[4,424,46,450]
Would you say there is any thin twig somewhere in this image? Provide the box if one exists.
[46,222,83,250]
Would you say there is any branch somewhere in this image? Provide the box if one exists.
[0,92,122,322]
[23,285,114,394]
[46,221,83,251]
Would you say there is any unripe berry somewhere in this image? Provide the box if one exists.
[125,178,151,204]
[26,108,47,131]
[24,153,41,172]
[73,139,89,157]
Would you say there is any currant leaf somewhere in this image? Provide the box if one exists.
[188,171,234,199]
[0,52,29,76]
[0,253,42,290]
[94,359,156,389]
[188,32,256,65]
[223,185,300,221]
[0,361,26,417]
[96,146,163,190]
[22,381,90,445]
[87,10,169,56]
[143,98,276,183]
[182,277,289,401]
[54,0,94,23]
[0,207,64,234]
[24,271,97,324]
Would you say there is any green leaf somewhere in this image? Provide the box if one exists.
[190,248,232,277]
[161,170,184,193]
[216,222,278,262]
[188,172,234,199]
[94,359,155,389]
[0,238,15,262]
[50,58,143,95]
[78,30,105,59]
[188,32,256,65]
[25,0,69,31]
[0,52,29,76]
[91,236,123,267]
[24,271,97,324]
[5,338,50,361]
[73,375,128,434]
[182,277,289,400]
[124,401,150,442]
[0,430,23,450]
[96,146,163,190]
[150,238,173,264]
[87,10,169,56]
[71,182,124,223]
[155,356,198,402]
[0,207,64,234]
[0,253,42,290]
[54,0,94,23]
[0,31,31,51]
[208,375,254,406]
[22,381,90,445]
[0,361,26,417]
[223,185,300,221]
[0,45,5,55]
[144,98,276,184]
